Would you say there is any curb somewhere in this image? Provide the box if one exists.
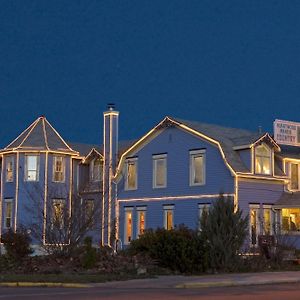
[176,278,300,289]
[0,282,90,288]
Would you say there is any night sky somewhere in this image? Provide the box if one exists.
[1,1,300,147]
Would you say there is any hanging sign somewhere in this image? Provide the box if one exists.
[274,119,300,146]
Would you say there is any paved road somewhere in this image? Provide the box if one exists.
[1,283,300,300]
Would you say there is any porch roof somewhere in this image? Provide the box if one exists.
[275,192,300,208]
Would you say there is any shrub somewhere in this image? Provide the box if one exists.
[200,194,248,272]
[82,236,97,269]
[128,225,203,273]
[1,226,33,261]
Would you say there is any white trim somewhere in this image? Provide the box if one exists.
[163,205,174,230]
[118,193,234,202]
[137,209,146,236]
[254,143,272,176]
[52,155,66,183]
[24,154,40,182]
[3,199,13,230]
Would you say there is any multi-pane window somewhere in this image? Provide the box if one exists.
[255,144,272,175]
[53,156,65,182]
[290,163,300,191]
[249,205,260,246]
[153,154,167,188]
[124,208,133,244]
[5,156,14,182]
[137,207,146,236]
[25,155,39,181]
[125,158,137,190]
[91,158,102,182]
[4,199,13,229]
[198,203,210,229]
[85,199,95,229]
[282,208,300,232]
[52,199,65,229]
[190,150,205,186]
[163,205,174,230]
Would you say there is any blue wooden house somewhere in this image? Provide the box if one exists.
[1,105,300,252]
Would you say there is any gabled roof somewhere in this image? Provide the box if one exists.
[1,116,78,155]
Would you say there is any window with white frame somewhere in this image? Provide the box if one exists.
[198,203,210,229]
[52,199,65,229]
[163,205,174,230]
[255,144,272,175]
[124,207,133,244]
[5,156,14,182]
[53,156,65,182]
[263,205,273,235]
[91,158,102,182]
[125,158,137,190]
[249,204,260,246]
[153,154,167,188]
[190,150,205,186]
[290,163,300,191]
[25,155,39,181]
[137,207,146,236]
[4,199,13,229]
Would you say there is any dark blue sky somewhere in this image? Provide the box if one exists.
[1,1,300,147]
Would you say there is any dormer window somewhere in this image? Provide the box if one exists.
[90,158,102,182]
[255,144,272,175]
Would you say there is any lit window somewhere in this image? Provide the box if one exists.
[52,199,65,229]
[263,205,273,235]
[25,155,39,181]
[91,158,102,182]
[163,205,174,230]
[5,156,14,182]
[290,163,299,191]
[53,156,65,182]
[4,199,13,229]
[85,199,95,229]
[124,208,133,244]
[137,207,146,236]
[198,203,210,229]
[190,150,205,186]
[249,205,260,246]
[125,158,137,190]
[255,144,272,175]
[282,208,300,232]
[153,154,167,188]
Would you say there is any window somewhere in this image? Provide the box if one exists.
[124,208,133,244]
[4,199,13,229]
[137,207,146,236]
[153,154,167,188]
[198,203,210,229]
[290,163,300,191]
[163,205,174,230]
[282,208,300,232]
[249,205,260,246]
[263,205,273,235]
[85,199,95,228]
[91,158,102,182]
[190,150,205,186]
[125,158,137,190]
[5,156,14,182]
[52,199,65,229]
[25,155,39,181]
[255,144,272,175]
[53,156,65,182]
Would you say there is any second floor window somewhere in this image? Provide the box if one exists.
[290,163,299,191]
[255,144,272,175]
[25,155,39,181]
[153,154,167,188]
[190,150,205,186]
[91,158,102,182]
[53,156,65,182]
[125,158,137,190]
[6,156,14,182]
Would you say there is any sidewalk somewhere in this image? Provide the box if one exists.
[91,271,300,289]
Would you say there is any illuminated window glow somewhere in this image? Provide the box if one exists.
[124,208,133,244]
[91,158,102,182]
[290,163,300,191]
[137,208,146,236]
[255,144,271,175]
[282,208,300,232]
[163,205,174,230]
[198,203,210,229]
[52,199,65,229]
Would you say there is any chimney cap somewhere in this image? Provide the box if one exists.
[107,103,115,111]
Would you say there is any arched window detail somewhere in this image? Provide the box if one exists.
[255,144,272,175]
